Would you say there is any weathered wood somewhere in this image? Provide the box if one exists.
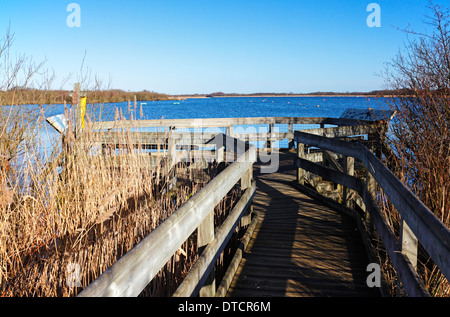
[295,131,363,159]
[96,131,218,146]
[240,166,253,227]
[400,219,418,269]
[304,124,379,139]
[95,124,377,149]
[294,130,450,293]
[343,156,355,209]
[174,181,256,297]
[92,116,392,132]
[304,152,323,163]
[361,186,430,297]
[216,210,259,297]
[227,151,380,297]
[323,150,343,172]
[92,116,325,131]
[198,211,215,297]
[78,145,256,297]
[359,147,450,281]
[294,157,363,193]
[296,143,305,185]
[206,133,250,155]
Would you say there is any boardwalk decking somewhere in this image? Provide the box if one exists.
[227,149,380,297]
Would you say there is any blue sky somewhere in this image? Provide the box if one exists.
[0,0,447,94]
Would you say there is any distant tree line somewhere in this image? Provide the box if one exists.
[0,88,169,106]
[203,89,414,98]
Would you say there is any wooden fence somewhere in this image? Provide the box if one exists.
[294,130,450,297]
[77,134,256,297]
[91,116,382,150]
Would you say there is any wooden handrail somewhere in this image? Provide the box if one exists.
[92,117,380,160]
[294,130,450,296]
[91,116,380,130]
[173,180,256,297]
[77,134,256,297]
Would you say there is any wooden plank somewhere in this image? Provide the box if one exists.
[92,116,329,131]
[197,210,215,297]
[302,124,379,138]
[294,157,364,193]
[228,150,380,297]
[294,130,363,158]
[92,116,392,131]
[95,123,377,147]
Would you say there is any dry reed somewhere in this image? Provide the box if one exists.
[0,102,242,297]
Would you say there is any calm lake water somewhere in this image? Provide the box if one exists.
[93,96,389,121]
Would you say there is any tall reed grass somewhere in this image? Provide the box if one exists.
[0,100,242,296]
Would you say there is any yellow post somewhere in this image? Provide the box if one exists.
[80,96,86,129]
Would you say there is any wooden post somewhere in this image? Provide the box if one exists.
[198,211,215,297]
[216,145,224,163]
[365,171,376,232]
[297,142,305,185]
[225,126,232,162]
[240,165,253,227]
[167,133,176,170]
[288,123,294,149]
[73,83,81,138]
[267,123,274,154]
[343,156,355,209]
[400,219,418,269]
[397,219,419,296]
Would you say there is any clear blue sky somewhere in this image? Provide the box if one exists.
[0,0,447,94]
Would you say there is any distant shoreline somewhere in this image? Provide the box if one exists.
[169,93,397,100]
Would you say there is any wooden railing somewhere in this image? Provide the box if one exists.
[92,116,382,151]
[294,130,450,297]
[77,134,257,297]
[77,115,392,297]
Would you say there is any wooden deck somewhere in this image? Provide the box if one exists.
[227,149,380,297]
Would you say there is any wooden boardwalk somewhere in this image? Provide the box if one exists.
[227,149,381,297]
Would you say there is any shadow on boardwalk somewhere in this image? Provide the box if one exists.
[227,149,380,297]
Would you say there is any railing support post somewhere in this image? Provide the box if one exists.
[365,171,376,232]
[343,156,355,209]
[267,123,274,154]
[168,133,176,170]
[216,144,224,163]
[198,211,215,297]
[288,123,294,149]
[397,219,419,296]
[296,142,305,185]
[240,165,253,227]
[73,83,81,138]
[400,220,418,269]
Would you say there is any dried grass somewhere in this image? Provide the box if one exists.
[0,103,241,297]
